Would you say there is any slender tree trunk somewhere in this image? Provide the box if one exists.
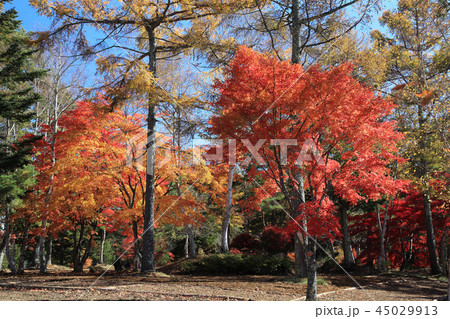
[184,233,189,259]
[0,236,6,271]
[141,25,157,274]
[294,232,307,277]
[132,220,141,270]
[72,223,95,272]
[17,221,30,274]
[78,233,94,272]
[294,174,307,278]
[185,225,196,258]
[58,236,64,266]
[291,1,308,274]
[4,204,16,274]
[355,244,361,264]
[99,229,106,265]
[33,241,40,268]
[174,178,196,259]
[72,227,80,271]
[38,219,48,274]
[291,0,312,282]
[291,0,302,64]
[376,204,388,272]
[401,237,414,271]
[38,231,46,273]
[46,238,52,266]
[447,251,449,301]
[4,243,14,274]
[306,240,317,301]
[423,187,442,274]
[340,209,355,269]
[329,239,335,260]
[10,238,17,272]
[72,224,84,272]
[39,87,60,273]
[6,238,16,275]
[439,231,447,275]
[221,165,235,253]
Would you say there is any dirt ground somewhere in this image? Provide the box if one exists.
[0,266,447,301]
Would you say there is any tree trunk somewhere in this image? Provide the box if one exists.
[184,233,189,259]
[73,262,83,272]
[38,92,59,273]
[306,240,317,301]
[329,239,335,260]
[401,237,414,271]
[141,25,157,274]
[291,0,310,281]
[355,244,361,263]
[185,225,196,258]
[17,221,30,274]
[4,243,14,274]
[291,0,302,64]
[46,238,52,266]
[10,238,17,273]
[33,241,40,268]
[291,0,308,272]
[221,165,235,253]
[72,223,95,272]
[339,209,355,269]
[447,250,449,301]
[99,228,106,265]
[174,177,196,259]
[0,236,6,271]
[58,236,65,266]
[38,219,48,274]
[6,238,16,275]
[439,231,447,275]
[376,204,388,272]
[183,227,196,259]
[293,174,307,278]
[72,227,81,272]
[4,204,16,274]
[294,232,307,277]
[132,220,141,270]
[423,188,442,274]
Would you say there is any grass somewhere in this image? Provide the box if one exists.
[385,270,449,283]
[281,276,328,285]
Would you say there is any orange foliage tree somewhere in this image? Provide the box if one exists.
[210,47,405,297]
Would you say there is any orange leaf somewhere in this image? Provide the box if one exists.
[415,89,435,105]
[392,83,406,91]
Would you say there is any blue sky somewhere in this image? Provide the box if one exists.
[9,0,394,36]
[7,0,51,31]
[5,0,395,97]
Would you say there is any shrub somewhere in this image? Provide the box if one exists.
[83,258,93,269]
[230,233,260,253]
[181,253,292,275]
[260,226,293,255]
[230,248,242,255]
[155,252,174,267]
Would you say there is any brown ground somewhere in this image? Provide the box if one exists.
[0,266,447,301]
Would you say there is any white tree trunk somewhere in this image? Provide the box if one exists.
[376,204,388,272]
[294,173,307,278]
[0,238,6,271]
[99,229,106,265]
[221,165,235,253]
[186,225,196,258]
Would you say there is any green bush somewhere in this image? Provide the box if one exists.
[181,253,292,275]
